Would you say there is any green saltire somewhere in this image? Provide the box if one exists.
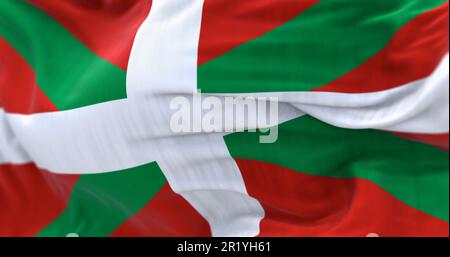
[0,0,126,110]
[198,0,447,93]
[225,115,449,221]
[37,163,166,237]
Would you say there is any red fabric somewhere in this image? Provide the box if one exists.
[0,163,78,236]
[235,158,449,237]
[110,183,211,237]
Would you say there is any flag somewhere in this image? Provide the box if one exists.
[0,0,448,237]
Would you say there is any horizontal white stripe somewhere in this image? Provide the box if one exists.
[182,54,449,134]
[0,97,300,170]
[229,54,449,133]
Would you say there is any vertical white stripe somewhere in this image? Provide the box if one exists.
[126,0,201,96]
[126,0,265,236]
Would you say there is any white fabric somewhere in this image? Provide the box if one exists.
[209,54,449,134]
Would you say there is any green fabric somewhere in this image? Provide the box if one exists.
[198,0,446,93]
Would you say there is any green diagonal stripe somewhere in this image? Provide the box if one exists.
[225,116,449,221]
[0,0,126,110]
[37,162,166,237]
[198,0,447,93]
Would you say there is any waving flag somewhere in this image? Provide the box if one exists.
[0,0,448,237]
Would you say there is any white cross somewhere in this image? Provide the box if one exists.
[0,0,447,237]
